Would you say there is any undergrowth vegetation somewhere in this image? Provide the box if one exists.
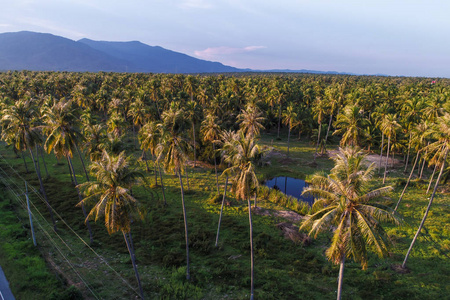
[0,134,448,299]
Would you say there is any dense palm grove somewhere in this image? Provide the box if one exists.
[0,70,449,299]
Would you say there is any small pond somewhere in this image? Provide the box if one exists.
[264,176,315,205]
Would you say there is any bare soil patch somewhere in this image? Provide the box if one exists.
[327,150,403,169]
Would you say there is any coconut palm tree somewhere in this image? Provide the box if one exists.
[312,96,326,160]
[282,102,299,155]
[371,103,391,174]
[394,121,431,211]
[78,150,145,299]
[381,114,401,184]
[402,113,450,268]
[223,130,262,300]
[215,129,239,247]
[157,105,192,280]
[83,123,107,162]
[128,92,149,150]
[238,103,265,139]
[185,100,202,168]
[139,121,167,205]
[1,98,57,230]
[333,104,367,147]
[301,147,401,300]
[42,98,94,243]
[201,111,222,195]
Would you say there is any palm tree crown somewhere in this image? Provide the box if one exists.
[78,150,143,234]
[302,147,401,266]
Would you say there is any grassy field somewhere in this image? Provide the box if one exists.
[0,133,448,299]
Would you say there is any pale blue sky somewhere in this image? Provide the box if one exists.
[1,0,449,77]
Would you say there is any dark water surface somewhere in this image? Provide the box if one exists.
[264,176,314,205]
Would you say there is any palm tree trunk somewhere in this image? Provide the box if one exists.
[39,146,49,178]
[213,143,219,195]
[68,156,94,244]
[419,152,427,179]
[379,132,384,174]
[287,125,291,155]
[248,196,255,300]
[158,163,166,206]
[123,231,145,300]
[337,256,345,300]
[153,154,158,186]
[426,163,438,194]
[177,170,190,280]
[324,113,333,153]
[29,148,56,231]
[66,157,75,185]
[383,137,391,184]
[185,165,190,191]
[142,150,150,173]
[402,149,448,269]
[314,123,322,162]
[132,125,137,150]
[394,150,420,211]
[277,102,282,139]
[192,123,197,168]
[253,190,258,209]
[215,175,228,247]
[21,151,29,173]
[404,132,412,173]
[75,144,90,182]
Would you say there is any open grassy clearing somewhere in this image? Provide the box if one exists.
[0,132,448,299]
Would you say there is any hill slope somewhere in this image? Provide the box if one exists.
[0,31,241,73]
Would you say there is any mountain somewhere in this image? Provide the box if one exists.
[78,39,240,73]
[0,31,130,72]
[0,31,357,75]
[0,31,241,73]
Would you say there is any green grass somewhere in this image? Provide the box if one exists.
[0,134,448,299]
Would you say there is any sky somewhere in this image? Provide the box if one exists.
[0,0,449,78]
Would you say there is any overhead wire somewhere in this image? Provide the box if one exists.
[0,153,141,298]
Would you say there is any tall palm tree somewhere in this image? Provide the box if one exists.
[402,113,450,268]
[41,98,94,243]
[301,147,401,300]
[83,124,106,162]
[371,103,391,174]
[323,83,345,152]
[333,104,367,147]
[394,121,430,211]
[282,103,299,155]
[201,111,222,195]
[185,100,202,168]
[1,98,57,230]
[237,103,265,139]
[139,121,167,205]
[381,114,401,184]
[128,93,149,150]
[157,105,192,280]
[215,129,239,247]
[78,150,145,299]
[312,96,326,160]
[223,131,262,300]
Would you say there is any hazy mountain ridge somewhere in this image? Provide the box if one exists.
[0,31,242,73]
[0,31,357,75]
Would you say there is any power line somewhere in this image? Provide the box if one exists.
[0,154,141,299]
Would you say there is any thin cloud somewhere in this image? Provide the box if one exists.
[180,0,213,9]
[194,46,266,59]
[18,17,86,39]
